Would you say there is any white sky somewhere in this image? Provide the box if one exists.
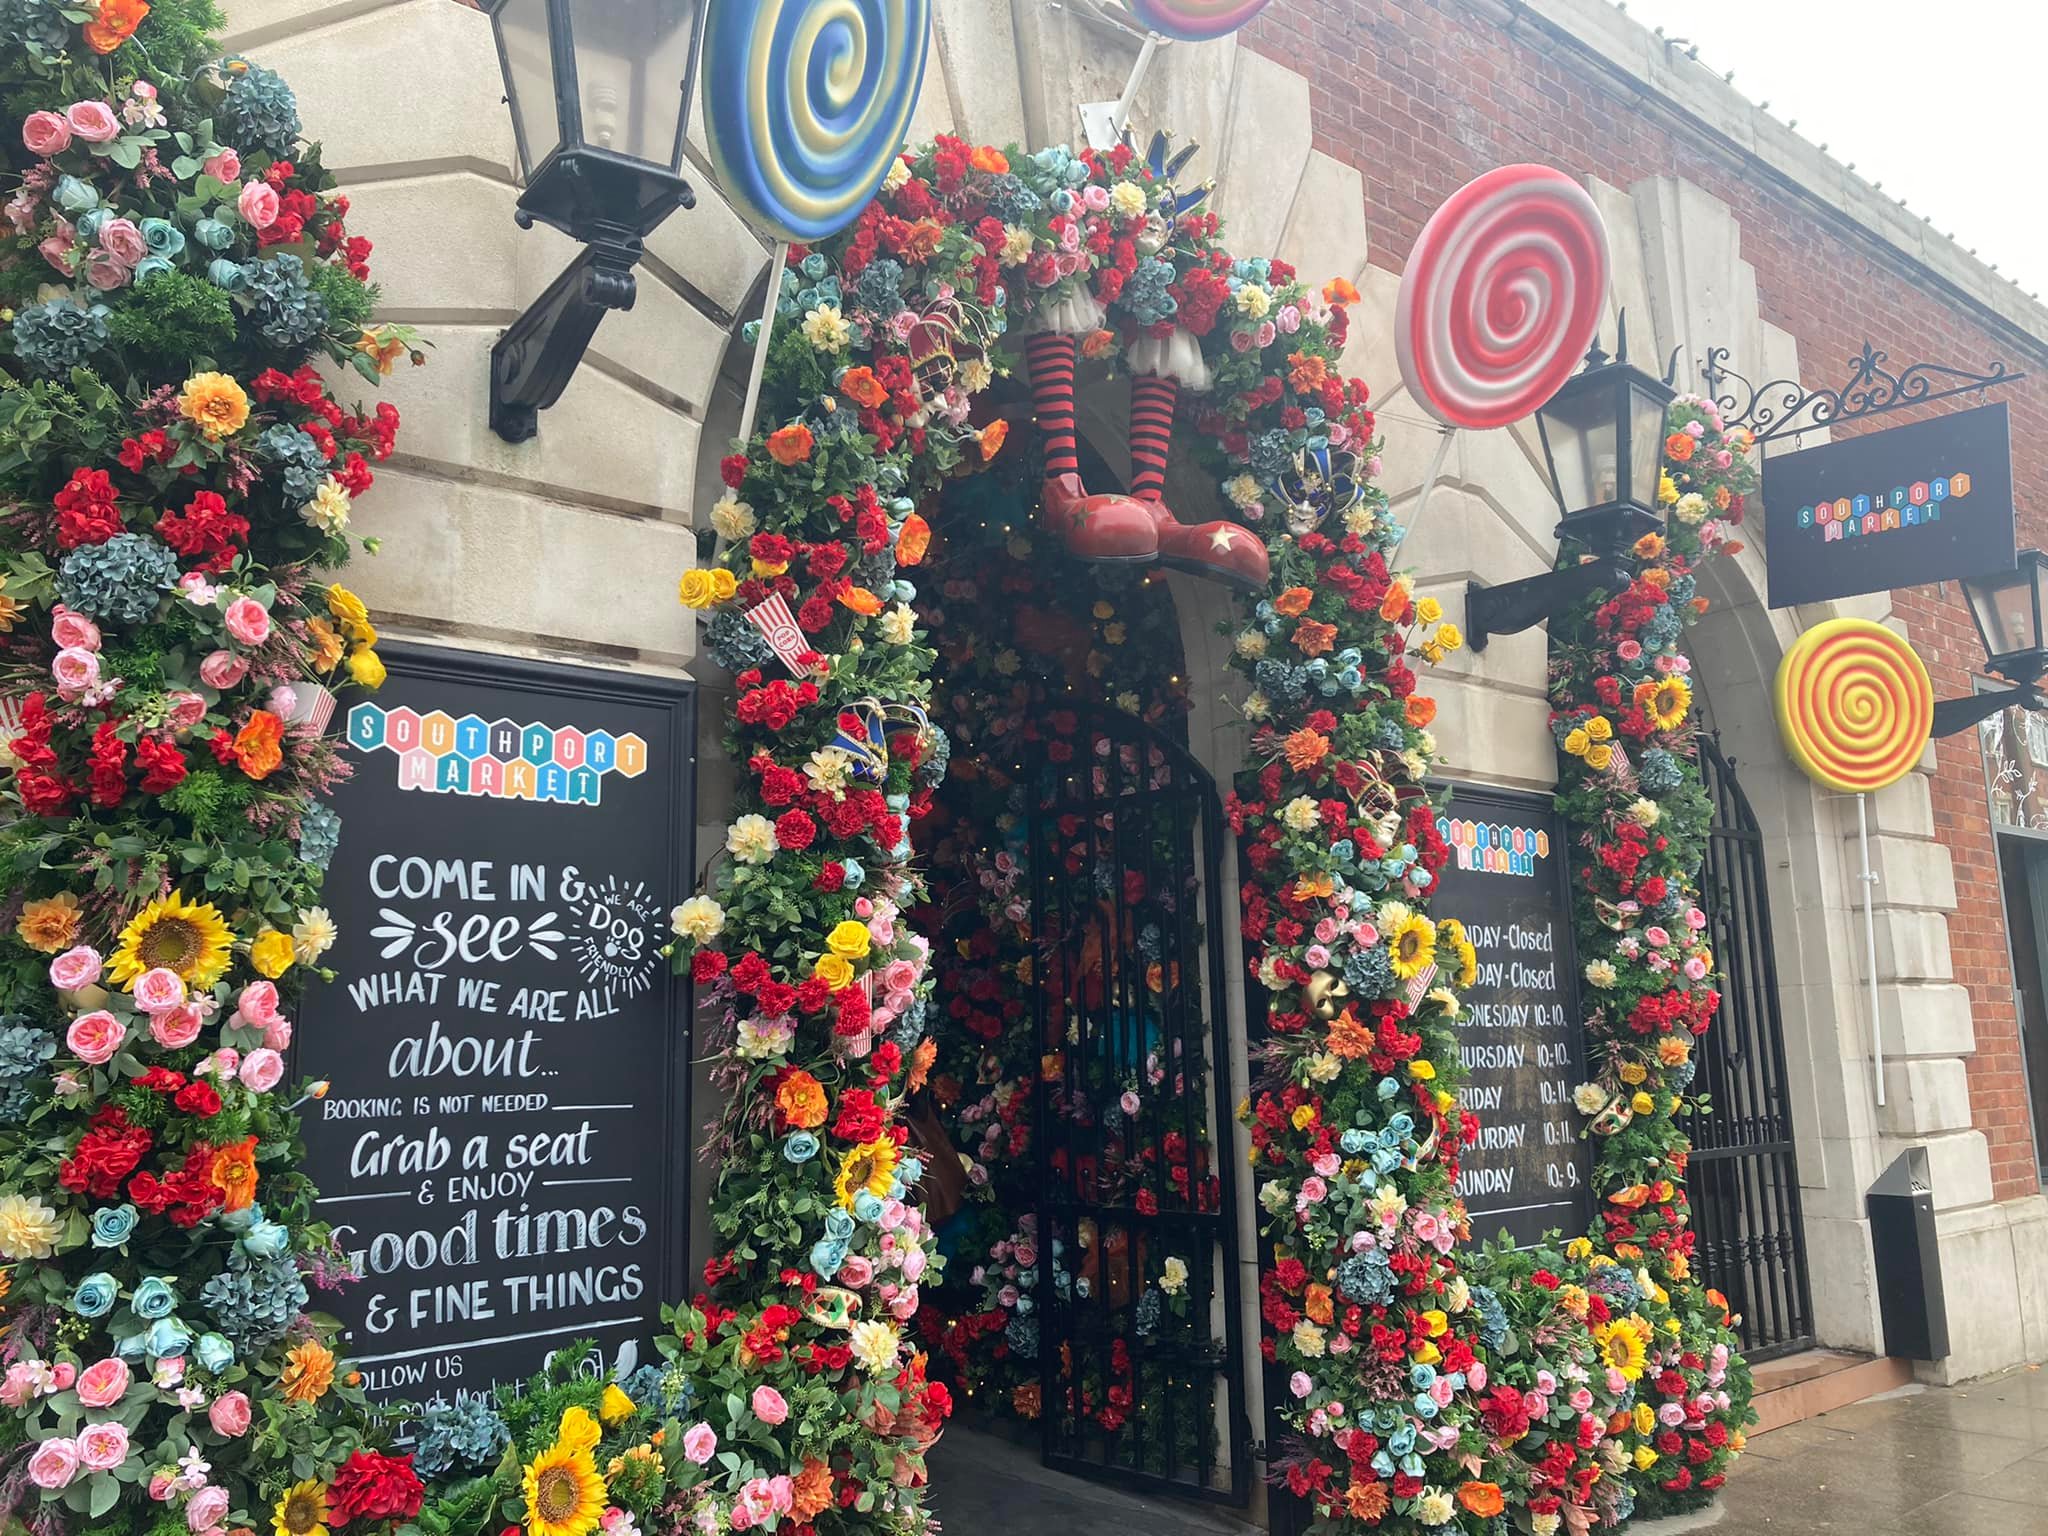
[1618,0,2048,301]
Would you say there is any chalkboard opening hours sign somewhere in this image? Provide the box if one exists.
[295,643,695,1403]
[1432,782,1592,1247]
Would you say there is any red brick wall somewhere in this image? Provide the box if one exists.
[1240,0,2048,1200]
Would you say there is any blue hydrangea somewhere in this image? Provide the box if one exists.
[1638,748,1684,794]
[1253,658,1308,705]
[218,56,303,154]
[1337,1249,1394,1306]
[1134,1288,1162,1338]
[1250,430,1296,482]
[1470,1284,1510,1350]
[1668,573,1698,604]
[853,257,905,313]
[704,608,775,671]
[0,0,72,48]
[257,424,331,505]
[197,1249,308,1351]
[917,726,950,787]
[1343,945,1393,995]
[1589,1262,1643,1307]
[298,801,341,871]
[1670,1058,1698,1091]
[411,1394,511,1478]
[1005,1313,1040,1358]
[58,533,180,625]
[0,1022,55,1080]
[242,254,329,351]
[1374,714,1409,751]
[888,997,927,1050]
[1641,610,1683,650]
[1121,258,1179,326]
[11,299,110,376]
[982,174,1041,224]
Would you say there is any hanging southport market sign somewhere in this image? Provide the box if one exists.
[294,643,696,1405]
[1763,400,2015,608]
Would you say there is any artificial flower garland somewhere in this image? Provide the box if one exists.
[0,3,425,1533]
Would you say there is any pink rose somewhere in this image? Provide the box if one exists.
[47,1362,74,1390]
[261,1015,293,1052]
[26,1437,78,1490]
[1289,1370,1313,1399]
[84,251,131,290]
[750,1384,788,1425]
[902,1245,926,1281]
[222,597,271,647]
[76,1358,131,1409]
[237,180,279,230]
[133,967,187,1014]
[198,650,248,690]
[151,1005,204,1050]
[50,959,100,1004]
[1468,1361,1488,1391]
[67,1010,126,1065]
[186,1485,230,1532]
[77,1422,129,1471]
[22,110,72,157]
[201,148,241,183]
[38,222,77,277]
[207,1391,251,1438]
[203,1048,239,1079]
[235,980,283,1029]
[98,217,147,267]
[52,646,101,698]
[682,1422,717,1464]
[837,1254,874,1287]
[0,1363,45,1408]
[65,101,121,143]
[239,1048,283,1093]
[166,692,207,732]
[269,686,299,719]
[881,959,918,993]
[149,1473,178,1502]
[51,606,101,651]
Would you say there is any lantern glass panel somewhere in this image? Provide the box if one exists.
[1969,567,2038,664]
[493,0,558,179]
[1629,378,1668,509]
[567,0,698,171]
[1538,382,1619,516]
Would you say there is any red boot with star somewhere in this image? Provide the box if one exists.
[1025,331,1158,564]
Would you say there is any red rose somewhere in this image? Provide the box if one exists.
[135,735,188,795]
[54,468,123,549]
[328,1450,425,1523]
[174,1081,223,1117]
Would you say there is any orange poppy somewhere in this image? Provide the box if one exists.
[839,366,888,409]
[1293,618,1337,657]
[837,586,886,616]
[766,423,815,466]
[1724,540,1746,557]
[1378,588,1413,624]
[1304,1282,1334,1325]
[210,1136,259,1212]
[1404,696,1437,728]
[1080,330,1119,360]
[775,1070,828,1130]
[895,512,931,567]
[1273,586,1314,618]
[1664,431,1696,463]
[1457,1484,1505,1519]
[84,0,148,52]
[978,419,1009,461]
[1323,278,1362,306]
[232,711,285,781]
[969,146,1010,174]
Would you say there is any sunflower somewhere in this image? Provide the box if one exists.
[521,1441,607,1536]
[108,891,233,991]
[1387,913,1437,981]
[1593,1318,1650,1381]
[834,1136,900,1209]
[1635,675,1691,731]
[272,1480,330,1536]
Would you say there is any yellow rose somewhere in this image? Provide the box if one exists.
[678,569,719,609]
[326,585,373,642]
[1634,1446,1660,1471]
[1408,1059,1436,1080]
[1433,622,1463,651]
[249,930,296,979]
[1411,1339,1441,1365]
[813,953,855,989]
[1634,1402,1657,1436]
[347,648,387,690]
[1290,1104,1316,1131]
[751,557,790,579]
[1630,1091,1655,1115]
[1585,715,1613,741]
[600,1384,636,1428]
[1564,1236,1593,1261]
[1585,743,1615,771]
[826,920,872,961]
[1563,729,1590,757]
[1416,597,1443,624]
[712,568,738,601]
[1419,1309,1447,1337]
[1618,1061,1647,1085]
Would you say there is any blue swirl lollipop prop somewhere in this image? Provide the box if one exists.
[701,0,932,442]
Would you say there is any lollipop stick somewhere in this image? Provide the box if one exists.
[1856,791,1886,1107]
[1389,425,1457,566]
[736,241,788,448]
[1111,32,1165,133]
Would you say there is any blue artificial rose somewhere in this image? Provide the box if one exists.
[71,1271,118,1318]
[133,258,173,287]
[809,1240,845,1280]
[851,1190,884,1224]
[194,1333,236,1373]
[114,1330,147,1361]
[1409,1362,1437,1389]
[207,257,247,290]
[146,1317,193,1359]
[823,1208,855,1243]
[219,1204,259,1234]
[76,207,110,242]
[193,217,235,250]
[90,1204,138,1248]
[240,1219,290,1259]
[897,1156,923,1185]
[139,218,185,258]
[131,1275,178,1320]
[52,175,98,214]
[782,1131,819,1164]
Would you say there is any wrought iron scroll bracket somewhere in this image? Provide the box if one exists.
[1698,340,2025,445]
[490,225,643,443]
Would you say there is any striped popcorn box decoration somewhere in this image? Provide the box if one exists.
[0,694,25,740]
[745,592,811,677]
[1405,961,1439,1009]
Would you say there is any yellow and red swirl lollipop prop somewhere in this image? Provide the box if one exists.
[1773,618,1932,794]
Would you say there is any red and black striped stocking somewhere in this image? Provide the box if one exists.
[1128,373,1179,502]
[1025,332,1081,478]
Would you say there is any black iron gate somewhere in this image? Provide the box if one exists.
[1690,738,1816,1361]
[1027,709,1250,1503]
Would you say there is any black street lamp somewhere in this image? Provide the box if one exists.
[1468,318,1678,651]
[1931,550,2048,736]
[484,0,703,441]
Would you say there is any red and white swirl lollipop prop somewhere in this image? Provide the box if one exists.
[1391,165,1611,556]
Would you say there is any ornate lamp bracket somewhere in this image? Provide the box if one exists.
[490,224,643,444]
[1699,340,2025,445]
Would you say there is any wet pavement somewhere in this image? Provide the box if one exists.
[1712,1365,2048,1535]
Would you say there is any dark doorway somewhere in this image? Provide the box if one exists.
[1996,837,2048,1187]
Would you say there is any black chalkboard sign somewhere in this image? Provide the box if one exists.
[1433,784,1590,1247]
[1763,401,2014,608]
[296,642,695,1404]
